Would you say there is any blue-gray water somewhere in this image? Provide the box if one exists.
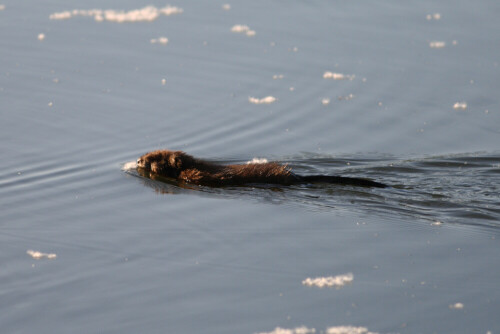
[1,1,499,333]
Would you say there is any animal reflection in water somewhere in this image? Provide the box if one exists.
[136,150,387,188]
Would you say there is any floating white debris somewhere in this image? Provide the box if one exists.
[231,24,256,37]
[27,250,57,260]
[256,326,376,334]
[322,98,331,106]
[161,78,166,85]
[431,221,443,226]
[323,71,355,80]
[160,6,183,16]
[37,33,45,41]
[0,4,5,10]
[426,13,441,20]
[255,327,316,334]
[150,37,168,45]
[49,5,183,22]
[453,102,467,110]
[326,326,377,334]
[449,302,464,310]
[231,24,249,32]
[247,158,268,164]
[272,74,284,80]
[302,273,353,288]
[222,4,231,11]
[50,11,71,20]
[122,161,137,171]
[48,102,53,107]
[249,96,276,104]
[429,41,446,48]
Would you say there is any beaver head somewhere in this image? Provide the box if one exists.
[137,150,196,178]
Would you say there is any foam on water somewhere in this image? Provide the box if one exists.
[255,327,316,334]
[426,13,441,20]
[323,72,355,80]
[49,5,183,23]
[449,302,465,310]
[255,326,377,334]
[231,24,256,37]
[326,327,377,334]
[249,96,276,104]
[453,102,468,110]
[27,250,57,260]
[150,37,168,45]
[302,273,354,288]
[429,41,446,48]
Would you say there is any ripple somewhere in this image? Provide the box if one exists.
[129,152,500,231]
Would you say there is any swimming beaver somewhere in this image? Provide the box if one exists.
[137,150,387,188]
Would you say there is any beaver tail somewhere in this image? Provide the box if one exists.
[299,175,387,188]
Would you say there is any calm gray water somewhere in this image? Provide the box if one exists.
[1,1,499,333]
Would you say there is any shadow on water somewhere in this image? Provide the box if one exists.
[124,152,500,230]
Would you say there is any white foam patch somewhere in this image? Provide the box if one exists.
[231,24,256,37]
[27,250,57,260]
[322,98,331,105]
[326,326,377,334]
[323,72,355,80]
[49,5,183,22]
[222,4,231,11]
[0,4,5,11]
[150,37,168,45]
[255,326,376,334]
[429,41,446,48]
[255,327,316,334]
[426,13,441,20]
[122,161,138,171]
[247,158,268,164]
[249,96,276,104]
[302,273,353,288]
[449,302,464,309]
[453,102,467,110]
[38,33,45,41]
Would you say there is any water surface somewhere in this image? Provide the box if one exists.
[1,1,499,333]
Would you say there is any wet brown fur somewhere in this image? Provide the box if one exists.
[137,150,387,188]
[137,150,296,186]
